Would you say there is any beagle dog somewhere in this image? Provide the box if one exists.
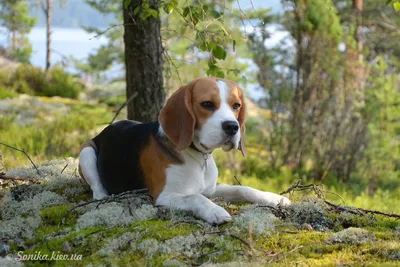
[78,77,290,224]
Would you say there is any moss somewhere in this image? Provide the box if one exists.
[40,205,72,225]
[129,219,200,240]
[2,160,399,266]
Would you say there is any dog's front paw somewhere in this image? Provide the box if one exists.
[202,205,232,225]
[92,186,109,200]
[256,192,291,207]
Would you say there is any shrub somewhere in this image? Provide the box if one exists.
[0,64,83,99]
[0,84,18,99]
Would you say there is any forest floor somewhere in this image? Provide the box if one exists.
[0,94,399,266]
[0,159,399,267]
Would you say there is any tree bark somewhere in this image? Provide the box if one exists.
[45,0,52,72]
[353,0,364,103]
[123,0,165,122]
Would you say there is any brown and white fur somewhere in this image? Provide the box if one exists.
[79,77,290,225]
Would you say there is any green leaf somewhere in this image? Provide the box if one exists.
[210,10,221,19]
[208,42,216,51]
[212,45,227,60]
[228,69,240,76]
[208,59,217,68]
[133,6,140,15]
[164,0,177,14]
[183,7,190,17]
[199,42,207,52]
[150,9,158,19]
[385,0,393,5]
[394,0,400,11]
[165,3,174,14]
[199,41,216,52]
[140,10,151,20]
[216,70,225,78]
[124,0,131,9]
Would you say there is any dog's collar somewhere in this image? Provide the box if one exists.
[188,142,212,171]
[189,142,212,154]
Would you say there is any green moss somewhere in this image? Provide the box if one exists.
[40,205,72,225]
[129,219,200,241]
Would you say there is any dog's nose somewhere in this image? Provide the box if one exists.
[222,121,239,136]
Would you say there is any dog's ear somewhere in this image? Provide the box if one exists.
[237,87,246,157]
[159,82,196,151]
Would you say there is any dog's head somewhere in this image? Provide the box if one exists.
[159,77,246,156]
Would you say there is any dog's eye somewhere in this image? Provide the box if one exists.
[233,103,241,110]
[200,101,215,110]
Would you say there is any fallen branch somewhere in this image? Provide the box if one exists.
[0,174,41,183]
[280,181,324,199]
[59,188,149,227]
[206,230,253,250]
[281,180,400,220]
[324,200,400,219]
[0,142,42,176]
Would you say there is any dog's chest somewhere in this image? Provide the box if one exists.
[163,152,218,195]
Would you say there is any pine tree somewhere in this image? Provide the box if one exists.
[0,0,36,63]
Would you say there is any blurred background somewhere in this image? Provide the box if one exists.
[0,0,399,212]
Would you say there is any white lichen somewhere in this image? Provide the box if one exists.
[0,257,24,267]
[159,233,206,258]
[76,203,157,230]
[232,205,277,234]
[1,190,67,220]
[162,258,187,267]
[0,188,67,239]
[98,232,142,256]
[288,201,332,230]
[137,238,160,257]
[0,215,42,239]
[329,227,376,244]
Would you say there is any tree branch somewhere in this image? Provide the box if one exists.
[0,142,42,176]
[109,92,138,124]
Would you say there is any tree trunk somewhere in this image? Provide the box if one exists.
[11,31,17,51]
[45,0,52,72]
[353,0,364,103]
[123,0,165,122]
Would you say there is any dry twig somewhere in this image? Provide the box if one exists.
[109,92,138,124]
[281,180,400,220]
[0,175,41,183]
[0,142,42,176]
[59,188,149,227]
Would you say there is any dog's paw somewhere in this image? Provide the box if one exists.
[256,192,291,207]
[203,205,232,225]
[92,186,109,200]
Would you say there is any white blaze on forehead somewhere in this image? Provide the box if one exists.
[215,80,236,120]
[216,80,229,106]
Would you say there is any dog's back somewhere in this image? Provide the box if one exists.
[92,120,156,194]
